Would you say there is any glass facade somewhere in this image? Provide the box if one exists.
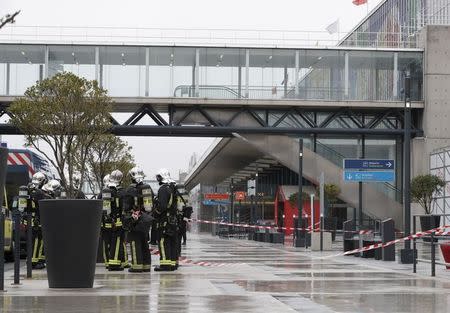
[0,44,423,101]
[341,0,450,48]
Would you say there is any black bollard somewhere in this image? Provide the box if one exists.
[26,213,32,278]
[0,208,4,291]
[12,210,21,285]
[0,146,9,290]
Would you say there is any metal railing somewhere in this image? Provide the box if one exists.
[174,85,358,101]
[413,214,450,277]
[0,25,418,48]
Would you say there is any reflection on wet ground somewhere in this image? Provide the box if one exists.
[1,233,450,312]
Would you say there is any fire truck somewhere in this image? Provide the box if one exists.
[1,143,52,261]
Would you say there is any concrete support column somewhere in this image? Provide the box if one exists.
[245,49,249,98]
[145,47,150,97]
[344,52,349,98]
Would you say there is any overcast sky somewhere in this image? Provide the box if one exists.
[1,0,382,180]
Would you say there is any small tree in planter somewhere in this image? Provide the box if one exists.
[85,134,135,195]
[9,72,112,197]
[9,72,113,288]
[411,174,445,231]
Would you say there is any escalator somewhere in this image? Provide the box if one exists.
[235,134,404,229]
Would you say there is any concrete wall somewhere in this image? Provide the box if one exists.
[414,25,450,177]
[411,26,450,221]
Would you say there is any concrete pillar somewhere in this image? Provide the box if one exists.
[414,26,450,176]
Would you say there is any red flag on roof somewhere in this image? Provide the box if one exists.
[353,0,367,5]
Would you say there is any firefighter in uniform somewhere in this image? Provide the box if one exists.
[122,167,154,272]
[99,174,112,267]
[106,170,128,271]
[28,172,50,269]
[73,173,86,199]
[154,169,178,272]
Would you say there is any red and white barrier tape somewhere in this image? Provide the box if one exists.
[342,225,450,256]
[192,218,373,235]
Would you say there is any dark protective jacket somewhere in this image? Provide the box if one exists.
[103,186,123,228]
[122,182,154,233]
[156,183,178,236]
[28,187,52,226]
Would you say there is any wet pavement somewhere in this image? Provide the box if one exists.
[1,233,450,312]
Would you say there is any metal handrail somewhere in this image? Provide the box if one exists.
[0,25,418,48]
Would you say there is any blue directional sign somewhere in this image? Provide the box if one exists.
[203,200,230,206]
[343,159,395,171]
[343,171,395,182]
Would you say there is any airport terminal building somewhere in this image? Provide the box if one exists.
[1,0,450,233]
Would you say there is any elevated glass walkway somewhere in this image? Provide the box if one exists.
[0,43,423,102]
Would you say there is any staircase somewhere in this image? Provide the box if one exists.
[235,134,404,229]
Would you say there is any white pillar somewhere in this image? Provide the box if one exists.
[44,46,49,78]
[393,52,398,99]
[344,52,349,98]
[195,48,200,97]
[145,47,150,97]
[6,63,10,96]
[95,47,100,83]
[295,51,299,97]
[245,49,250,98]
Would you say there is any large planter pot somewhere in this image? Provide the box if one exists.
[39,199,102,288]
[440,242,450,270]
[420,215,441,231]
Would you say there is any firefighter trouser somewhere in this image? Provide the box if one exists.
[128,231,151,271]
[150,220,160,244]
[159,233,178,268]
[32,226,45,266]
[101,228,113,267]
[108,227,127,270]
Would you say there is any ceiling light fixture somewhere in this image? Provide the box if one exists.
[122,62,126,66]
[268,55,273,60]
[121,53,124,57]
[21,51,25,55]
[72,52,75,56]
